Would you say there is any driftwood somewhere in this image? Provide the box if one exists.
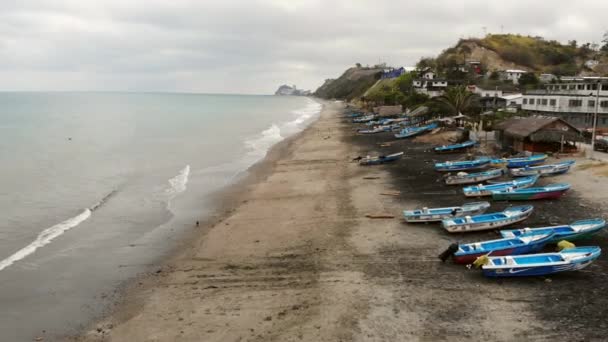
[363,176,381,179]
[365,213,395,219]
[380,191,401,196]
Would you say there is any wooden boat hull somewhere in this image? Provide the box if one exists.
[463,175,538,197]
[454,243,546,264]
[359,152,404,166]
[435,159,491,172]
[445,169,503,185]
[510,161,574,177]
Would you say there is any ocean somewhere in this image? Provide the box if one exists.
[0,92,321,340]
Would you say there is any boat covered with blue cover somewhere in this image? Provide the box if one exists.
[481,247,601,277]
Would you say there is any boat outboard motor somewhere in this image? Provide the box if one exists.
[438,243,459,262]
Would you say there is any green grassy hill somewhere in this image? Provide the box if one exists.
[439,34,607,76]
[314,67,383,100]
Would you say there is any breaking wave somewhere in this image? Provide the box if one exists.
[245,124,284,159]
[165,165,190,199]
[0,190,117,272]
[285,100,322,130]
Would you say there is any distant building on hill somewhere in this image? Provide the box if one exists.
[539,73,557,83]
[499,69,527,84]
[412,68,448,98]
[380,66,415,79]
[522,78,608,129]
[275,84,311,96]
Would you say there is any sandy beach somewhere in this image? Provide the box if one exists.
[75,101,608,342]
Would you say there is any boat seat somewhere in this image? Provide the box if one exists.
[465,216,472,223]
[505,256,516,266]
[473,243,482,250]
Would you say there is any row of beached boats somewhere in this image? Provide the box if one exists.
[346,108,602,278]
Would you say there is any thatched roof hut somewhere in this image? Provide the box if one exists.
[494,116,582,153]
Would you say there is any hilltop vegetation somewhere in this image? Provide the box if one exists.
[436,34,608,76]
[313,66,383,100]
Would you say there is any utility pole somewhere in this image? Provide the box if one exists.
[590,80,601,159]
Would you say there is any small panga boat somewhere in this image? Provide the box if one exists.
[442,205,534,233]
[433,140,478,154]
[403,201,490,223]
[500,218,606,242]
[394,122,438,139]
[451,232,554,264]
[480,246,601,277]
[491,154,547,168]
[510,160,575,177]
[462,175,539,197]
[445,168,504,185]
[434,157,491,172]
[359,152,404,166]
[491,183,570,201]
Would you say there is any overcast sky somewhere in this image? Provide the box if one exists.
[1,0,607,94]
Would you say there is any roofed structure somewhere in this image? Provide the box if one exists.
[494,116,582,152]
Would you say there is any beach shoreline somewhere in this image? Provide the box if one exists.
[73,101,608,342]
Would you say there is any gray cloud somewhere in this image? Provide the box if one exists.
[0,0,606,93]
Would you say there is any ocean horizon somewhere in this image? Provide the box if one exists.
[0,92,321,340]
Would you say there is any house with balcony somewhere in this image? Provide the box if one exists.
[412,68,448,98]
[521,78,608,129]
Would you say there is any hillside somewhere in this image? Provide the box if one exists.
[314,67,382,100]
[438,34,608,76]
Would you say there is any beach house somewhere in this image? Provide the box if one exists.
[494,116,582,153]
[500,69,527,84]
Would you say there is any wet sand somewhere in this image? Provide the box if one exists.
[76,102,608,341]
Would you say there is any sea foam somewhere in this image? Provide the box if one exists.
[166,165,190,198]
[0,209,92,272]
[245,124,284,159]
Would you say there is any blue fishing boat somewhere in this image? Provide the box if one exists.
[358,125,391,134]
[451,233,553,264]
[463,175,539,197]
[434,157,492,172]
[510,160,575,177]
[359,152,404,166]
[491,183,571,201]
[433,140,478,154]
[403,201,490,223]
[394,122,438,139]
[491,154,547,168]
[353,114,375,123]
[442,205,534,233]
[500,218,606,242]
[445,168,504,185]
[481,247,601,277]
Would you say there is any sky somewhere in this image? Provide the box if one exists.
[1,0,607,94]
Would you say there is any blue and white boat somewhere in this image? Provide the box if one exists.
[510,160,575,177]
[452,233,554,264]
[462,175,539,197]
[358,125,391,134]
[433,140,478,154]
[394,122,438,139]
[481,247,601,277]
[491,154,548,168]
[353,114,375,123]
[442,205,534,233]
[434,157,492,172]
[445,168,504,185]
[491,183,571,201]
[359,152,404,166]
[403,201,490,223]
[500,218,606,242]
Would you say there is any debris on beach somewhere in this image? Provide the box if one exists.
[365,213,395,219]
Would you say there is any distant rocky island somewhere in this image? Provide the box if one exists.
[274,84,311,96]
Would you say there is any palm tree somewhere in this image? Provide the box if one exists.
[433,85,478,116]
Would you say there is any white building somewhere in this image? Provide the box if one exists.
[500,69,527,84]
[522,79,608,128]
[469,85,503,98]
[412,69,447,98]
